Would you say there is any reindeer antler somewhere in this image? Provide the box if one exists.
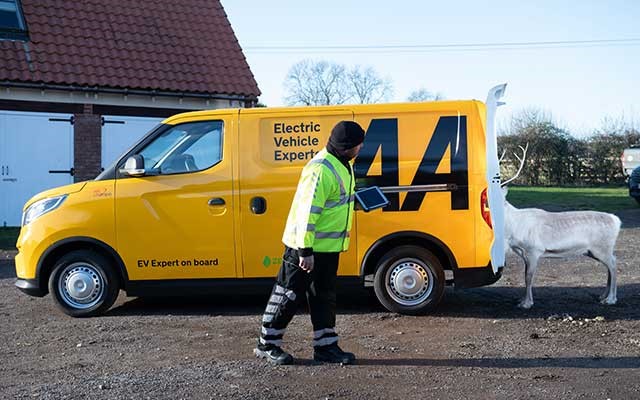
[501,143,529,186]
[498,149,507,163]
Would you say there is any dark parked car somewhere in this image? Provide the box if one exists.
[622,145,640,177]
[629,165,640,204]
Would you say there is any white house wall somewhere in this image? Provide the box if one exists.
[0,111,74,227]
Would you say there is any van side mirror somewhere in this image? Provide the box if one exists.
[121,155,146,177]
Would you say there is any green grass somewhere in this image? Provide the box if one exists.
[0,227,20,250]
[507,186,638,213]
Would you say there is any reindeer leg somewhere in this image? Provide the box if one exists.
[518,251,540,309]
[600,254,617,305]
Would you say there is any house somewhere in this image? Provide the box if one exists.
[0,0,260,226]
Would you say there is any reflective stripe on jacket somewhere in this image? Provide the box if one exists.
[282,148,355,252]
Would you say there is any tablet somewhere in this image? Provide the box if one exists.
[355,186,390,212]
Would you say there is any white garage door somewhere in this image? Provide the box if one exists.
[0,111,74,227]
[101,116,163,169]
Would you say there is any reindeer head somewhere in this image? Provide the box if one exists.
[498,144,527,239]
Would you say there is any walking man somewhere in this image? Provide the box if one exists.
[254,120,365,365]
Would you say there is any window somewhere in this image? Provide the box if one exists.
[138,121,223,175]
[0,0,27,40]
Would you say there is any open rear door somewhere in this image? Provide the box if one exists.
[485,84,507,272]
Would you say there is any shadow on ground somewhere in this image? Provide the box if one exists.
[291,356,640,369]
[616,209,640,228]
[436,284,640,320]
[3,259,639,321]
[104,284,640,321]
[0,260,15,279]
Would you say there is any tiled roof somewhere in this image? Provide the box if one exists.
[0,0,260,98]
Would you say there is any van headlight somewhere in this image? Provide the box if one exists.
[21,195,67,226]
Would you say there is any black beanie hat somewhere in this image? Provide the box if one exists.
[328,121,365,150]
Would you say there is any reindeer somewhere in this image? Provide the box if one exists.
[500,145,621,309]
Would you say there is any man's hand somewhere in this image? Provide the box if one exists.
[299,255,314,273]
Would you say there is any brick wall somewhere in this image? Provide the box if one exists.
[73,105,102,182]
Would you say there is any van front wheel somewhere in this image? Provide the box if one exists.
[373,246,445,315]
[48,250,119,317]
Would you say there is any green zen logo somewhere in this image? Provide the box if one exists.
[263,256,282,268]
[353,116,469,212]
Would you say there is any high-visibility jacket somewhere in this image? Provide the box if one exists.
[282,148,355,253]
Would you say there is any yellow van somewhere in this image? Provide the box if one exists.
[14,85,508,317]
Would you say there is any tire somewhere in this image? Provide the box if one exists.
[373,245,445,315]
[48,250,120,317]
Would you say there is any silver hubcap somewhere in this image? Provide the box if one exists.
[58,262,104,309]
[385,258,433,306]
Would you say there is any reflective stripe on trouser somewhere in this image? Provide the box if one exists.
[259,284,296,346]
[258,247,340,349]
[313,327,338,347]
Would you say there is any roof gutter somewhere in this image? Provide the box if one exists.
[0,80,258,103]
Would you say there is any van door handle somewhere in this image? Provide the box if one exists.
[208,197,225,206]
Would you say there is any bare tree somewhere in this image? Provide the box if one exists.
[586,118,640,184]
[283,60,393,106]
[347,65,392,104]
[406,88,444,102]
[284,60,350,106]
[498,108,573,186]
[497,107,640,186]
[505,107,557,134]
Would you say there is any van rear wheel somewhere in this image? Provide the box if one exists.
[373,245,445,315]
[48,250,119,317]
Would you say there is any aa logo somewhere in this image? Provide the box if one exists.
[354,116,469,212]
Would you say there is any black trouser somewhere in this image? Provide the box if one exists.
[258,246,340,350]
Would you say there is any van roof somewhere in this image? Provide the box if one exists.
[162,99,485,125]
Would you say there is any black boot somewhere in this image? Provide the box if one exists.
[313,343,356,364]
[254,346,294,365]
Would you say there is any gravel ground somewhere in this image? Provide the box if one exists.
[1,210,639,399]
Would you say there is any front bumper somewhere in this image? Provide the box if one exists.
[15,278,46,297]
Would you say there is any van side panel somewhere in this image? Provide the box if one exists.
[114,115,238,280]
[353,102,492,273]
[237,110,356,278]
